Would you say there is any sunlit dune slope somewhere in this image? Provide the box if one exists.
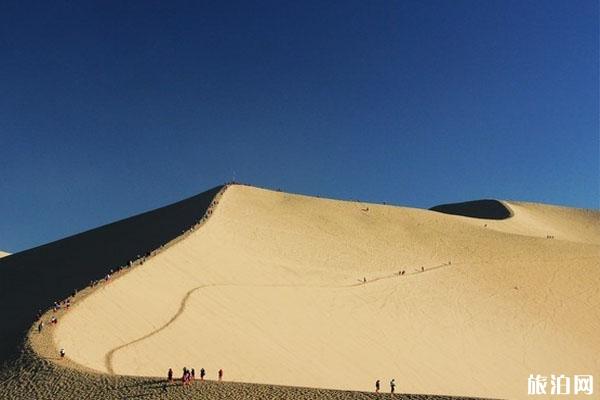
[0,251,9,258]
[0,185,222,363]
[53,185,599,399]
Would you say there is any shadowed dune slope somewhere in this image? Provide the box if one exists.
[430,199,512,219]
[51,185,599,400]
[0,185,222,364]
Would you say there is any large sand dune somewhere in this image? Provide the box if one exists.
[22,184,596,399]
[0,185,222,363]
[0,251,9,258]
[1,184,598,399]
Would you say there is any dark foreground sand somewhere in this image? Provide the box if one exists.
[0,346,490,400]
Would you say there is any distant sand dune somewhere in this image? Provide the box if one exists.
[1,184,599,400]
[0,251,9,258]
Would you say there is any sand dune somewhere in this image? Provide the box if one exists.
[17,184,595,400]
[0,251,9,258]
[0,185,221,363]
[1,184,598,399]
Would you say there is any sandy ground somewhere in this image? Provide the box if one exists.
[1,184,598,399]
[0,251,9,258]
[1,347,484,400]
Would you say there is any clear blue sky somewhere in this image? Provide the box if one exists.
[1,1,598,252]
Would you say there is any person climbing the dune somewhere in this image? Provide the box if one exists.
[37,321,43,333]
[390,378,396,393]
[200,368,206,381]
[59,348,65,358]
[375,379,380,392]
[167,368,173,381]
[191,368,195,380]
[218,368,223,381]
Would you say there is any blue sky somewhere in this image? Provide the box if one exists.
[1,0,598,252]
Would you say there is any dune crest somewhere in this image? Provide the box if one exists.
[26,184,597,400]
[0,251,9,258]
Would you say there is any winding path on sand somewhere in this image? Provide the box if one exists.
[105,284,217,374]
[103,261,454,374]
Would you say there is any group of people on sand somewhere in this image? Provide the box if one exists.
[363,265,435,283]
[52,297,71,313]
[34,290,78,360]
[167,367,220,385]
[375,378,396,394]
[37,296,71,333]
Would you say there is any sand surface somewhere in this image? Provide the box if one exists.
[1,347,483,400]
[22,184,598,400]
[1,184,598,399]
[0,251,9,258]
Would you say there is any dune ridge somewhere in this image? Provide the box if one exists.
[0,251,9,258]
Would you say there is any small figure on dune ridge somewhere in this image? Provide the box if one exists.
[375,379,380,392]
[218,368,223,381]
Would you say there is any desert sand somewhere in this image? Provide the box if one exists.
[0,251,9,258]
[1,184,598,399]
